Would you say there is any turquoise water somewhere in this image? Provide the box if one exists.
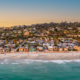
[0,59,80,80]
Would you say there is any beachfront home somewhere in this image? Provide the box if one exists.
[24,47,29,52]
[11,49,15,53]
[29,46,36,52]
[37,46,43,51]
[53,46,58,51]
[58,47,68,51]
[63,47,68,51]
[0,47,4,54]
[19,47,24,52]
[43,46,48,51]
[48,46,53,51]
[5,48,10,53]
[73,45,80,51]
[59,47,63,51]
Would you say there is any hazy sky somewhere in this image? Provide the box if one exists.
[0,0,80,27]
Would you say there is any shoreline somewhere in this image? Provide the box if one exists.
[4,51,80,54]
[0,51,80,60]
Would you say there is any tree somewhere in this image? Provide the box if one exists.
[17,49,19,52]
[14,39,17,44]
[5,39,8,44]
[75,30,79,34]
[54,39,57,46]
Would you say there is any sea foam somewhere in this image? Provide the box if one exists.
[0,59,80,64]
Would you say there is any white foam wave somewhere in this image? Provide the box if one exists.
[0,58,9,64]
[12,63,19,64]
[50,60,65,64]
[0,59,80,64]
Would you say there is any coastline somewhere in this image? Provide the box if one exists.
[0,51,80,60]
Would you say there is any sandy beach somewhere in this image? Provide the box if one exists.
[0,52,80,60]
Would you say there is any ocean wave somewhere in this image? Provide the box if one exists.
[0,59,80,64]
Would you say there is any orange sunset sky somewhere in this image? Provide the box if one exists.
[0,0,80,27]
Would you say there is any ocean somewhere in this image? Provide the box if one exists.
[0,59,80,80]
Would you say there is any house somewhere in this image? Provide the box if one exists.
[0,47,4,54]
[5,43,15,48]
[18,30,22,34]
[28,38,33,41]
[46,31,49,34]
[29,46,36,52]
[5,48,10,53]
[51,27,55,31]
[59,47,63,51]
[25,44,28,47]
[1,33,5,36]
[11,44,15,48]
[9,31,13,34]
[49,40,54,46]
[43,46,48,50]
[24,47,29,52]
[24,29,28,32]
[56,27,61,31]
[63,47,68,51]
[30,41,36,45]
[5,43,11,47]
[0,41,4,45]
[27,41,30,43]
[37,46,43,51]
[37,40,44,44]
[67,35,80,37]
[67,27,72,30]
[53,46,59,51]
[64,30,69,34]
[59,46,68,51]
[24,30,29,36]
[73,46,80,51]
[58,38,65,42]
[11,49,15,53]
[19,39,23,43]
[17,41,19,44]
[48,46,53,51]
[67,43,74,47]
[6,33,9,36]
[45,38,49,42]
[19,47,24,52]
[62,43,68,46]
[43,43,51,47]
[77,27,80,31]
[13,30,17,33]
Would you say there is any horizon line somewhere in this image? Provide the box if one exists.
[0,21,80,28]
